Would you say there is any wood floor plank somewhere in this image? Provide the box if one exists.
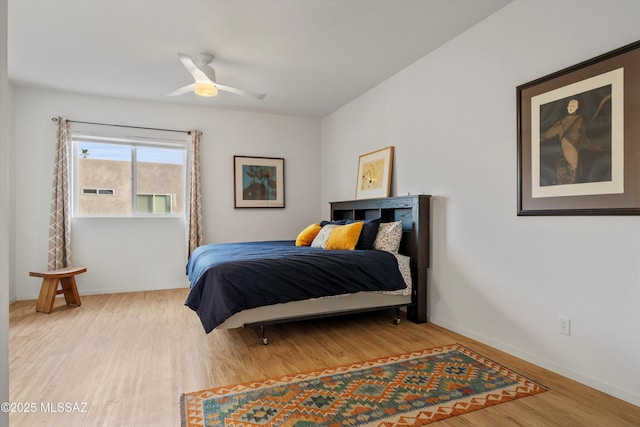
[9,288,640,426]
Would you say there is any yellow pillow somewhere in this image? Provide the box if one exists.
[324,222,364,250]
[295,223,322,246]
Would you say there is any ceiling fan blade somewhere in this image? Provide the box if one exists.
[178,53,209,82]
[195,63,217,84]
[216,83,266,100]
[164,83,195,96]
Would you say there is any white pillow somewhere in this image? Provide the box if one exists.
[373,221,403,253]
[311,224,339,248]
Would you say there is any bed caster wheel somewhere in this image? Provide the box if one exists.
[258,325,269,345]
[393,317,401,325]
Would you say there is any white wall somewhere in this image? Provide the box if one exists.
[13,87,321,299]
[321,0,640,406]
[1,0,12,423]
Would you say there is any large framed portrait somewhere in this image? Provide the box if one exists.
[517,40,640,215]
[234,156,285,208]
[355,146,393,200]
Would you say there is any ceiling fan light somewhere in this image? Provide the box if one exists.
[194,82,218,97]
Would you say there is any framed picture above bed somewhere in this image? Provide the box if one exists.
[517,40,640,215]
[234,156,285,208]
[356,146,394,200]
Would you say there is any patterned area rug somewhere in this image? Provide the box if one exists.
[181,343,547,426]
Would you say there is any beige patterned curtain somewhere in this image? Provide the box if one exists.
[48,117,72,269]
[186,130,203,258]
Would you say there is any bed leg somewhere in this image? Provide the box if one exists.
[260,325,269,345]
[393,307,401,325]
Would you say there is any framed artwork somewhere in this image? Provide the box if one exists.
[355,146,393,200]
[234,156,285,208]
[517,40,640,215]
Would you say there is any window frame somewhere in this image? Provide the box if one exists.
[71,134,187,219]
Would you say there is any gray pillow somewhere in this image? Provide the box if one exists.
[311,224,339,248]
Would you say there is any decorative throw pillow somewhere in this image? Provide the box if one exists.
[311,224,339,248]
[373,221,403,253]
[325,222,365,250]
[295,223,322,246]
[347,217,381,250]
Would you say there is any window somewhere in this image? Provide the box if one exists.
[82,188,115,195]
[137,194,173,214]
[73,137,186,217]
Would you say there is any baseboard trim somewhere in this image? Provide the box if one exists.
[429,316,640,407]
[15,282,190,301]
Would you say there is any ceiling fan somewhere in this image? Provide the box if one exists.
[165,53,266,100]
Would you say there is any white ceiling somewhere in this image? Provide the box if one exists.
[8,0,511,118]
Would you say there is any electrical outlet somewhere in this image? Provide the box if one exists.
[558,316,571,336]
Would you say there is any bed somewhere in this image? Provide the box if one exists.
[185,195,430,343]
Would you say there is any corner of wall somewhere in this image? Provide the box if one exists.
[1,0,13,422]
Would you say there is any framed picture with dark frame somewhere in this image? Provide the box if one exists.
[234,156,285,208]
[517,40,640,215]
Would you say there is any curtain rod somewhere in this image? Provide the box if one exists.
[51,117,196,135]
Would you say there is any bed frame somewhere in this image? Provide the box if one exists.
[330,195,430,322]
[242,195,431,344]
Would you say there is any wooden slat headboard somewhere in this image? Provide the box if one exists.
[330,195,431,323]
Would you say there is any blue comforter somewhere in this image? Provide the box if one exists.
[185,240,406,333]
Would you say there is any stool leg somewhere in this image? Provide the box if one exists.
[36,278,60,314]
[60,276,82,306]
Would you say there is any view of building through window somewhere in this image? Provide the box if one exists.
[74,139,186,216]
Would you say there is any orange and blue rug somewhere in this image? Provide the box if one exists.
[181,343,547,426]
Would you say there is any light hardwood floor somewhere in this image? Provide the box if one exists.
[9,288,640,426]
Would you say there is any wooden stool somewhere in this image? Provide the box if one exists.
[29,267,86,313]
